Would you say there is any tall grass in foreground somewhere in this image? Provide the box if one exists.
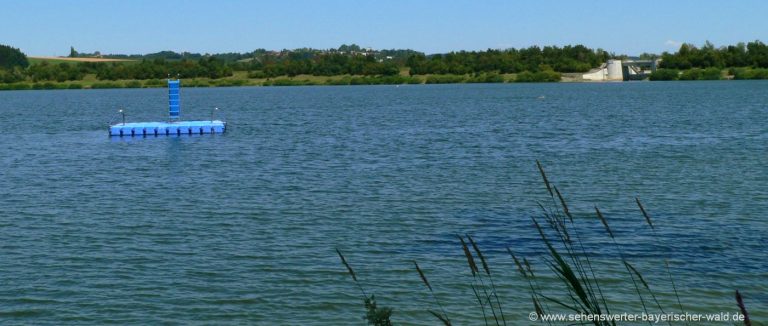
[336,161,755,325]
[336,249,393,326]
[736,290,752,326]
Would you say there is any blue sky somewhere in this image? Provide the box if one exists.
[3,0,767,56]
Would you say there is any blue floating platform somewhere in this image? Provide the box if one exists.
[109,79,227,137]
[109,120,226,137]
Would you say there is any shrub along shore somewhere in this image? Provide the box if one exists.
[3,67,768,91]
[0,71,559,90]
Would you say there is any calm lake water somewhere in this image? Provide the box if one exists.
[0,82,766,324]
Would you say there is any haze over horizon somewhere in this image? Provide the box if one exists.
[4,0,768,56]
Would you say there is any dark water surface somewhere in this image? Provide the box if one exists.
[0,82,766,324]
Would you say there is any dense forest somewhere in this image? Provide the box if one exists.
[2,41,768,87]
[407,45,608,74]
[647,40,768,80]
[0,43,608,84]
[659,41,768,69]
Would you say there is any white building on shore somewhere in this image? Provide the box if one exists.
[583,59,660,81]
[582,60,624,81]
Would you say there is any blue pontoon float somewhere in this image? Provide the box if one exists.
[109,79,226,137]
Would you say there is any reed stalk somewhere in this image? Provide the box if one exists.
[535,162,610,323]
[467,234,507,326]
[460,234,500,325]
[413,261,451,325]
[636,197,687,325]
[735,290,751,326]
[333,161,704,325]
[336,248,393,325]
[336,248,367,298]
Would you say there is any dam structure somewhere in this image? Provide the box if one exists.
[108,79,226,137]
[582,59,660,81]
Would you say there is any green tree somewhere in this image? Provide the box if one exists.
[405,44,607,75]
[747,40,768,67]
[658,40,768,69]
[0,44,30,69]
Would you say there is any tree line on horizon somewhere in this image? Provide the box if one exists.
[3,41,768,84]
[0,43,610,83]
[659,40,768,69]
[647,40,768,80]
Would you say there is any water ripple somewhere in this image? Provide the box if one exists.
[0,82,766,324]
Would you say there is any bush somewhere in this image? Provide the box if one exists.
[91,82,123,89]
[9,83,31,90]
[144,79,164,87]
[32,82,57,89]
[678,69,700,80]
[425,74,466,84]
[700,68,723,80]
[68,83,83,89]
[732,68,768,80]
[347,75,418,85]
[247,70,268,78]
[263,78,312,86]
[467,73,505,83]
[679,68,721,80]
[751,69,768,79]
[125,80,142,88]
[340,75,409,85]
[213,79,248,87]
[185,79,211,87]
[349,77,371,85]
[0,67,25,83]
[376,75,408,84]
[325,77,351,85]
[407,76,423,84]
[649,69,680,81]
[515,70,561,82]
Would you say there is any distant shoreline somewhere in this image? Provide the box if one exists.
[0,70,754,91]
